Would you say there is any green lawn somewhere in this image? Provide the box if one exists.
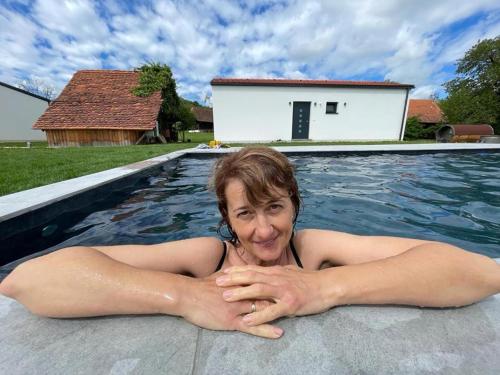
[0,133,433,197]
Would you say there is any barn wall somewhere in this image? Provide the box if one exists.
[212,85,410,142]
[46,129,143,147]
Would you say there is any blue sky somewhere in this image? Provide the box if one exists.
[1,0,499,104]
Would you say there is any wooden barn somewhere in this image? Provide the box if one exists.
[190,107,213,132]
[33,70,175,147]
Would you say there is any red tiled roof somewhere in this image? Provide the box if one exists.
[408,99,444,124]
[211,77,414,89]
[33,70,162,130]
[190,107,213,123]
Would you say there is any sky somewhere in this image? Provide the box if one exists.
[1,0,499,104]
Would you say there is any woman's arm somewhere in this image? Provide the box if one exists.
[0,246,191,318]
[217,242,500,326]
[0,245,281,338]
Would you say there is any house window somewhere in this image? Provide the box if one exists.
[326,102,338,114]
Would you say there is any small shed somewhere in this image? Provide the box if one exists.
[0,81,49,141]
[436,124,494,143]
[190,107,213,132]
[33,70,173,147]
[211,78,414,142]
[407,99,443,126]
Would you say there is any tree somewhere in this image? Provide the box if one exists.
[132,62,181,123]
[18,78,56,100]
[175,102,197,142]
[132,63,201,142]
[404,116,440,140]
[440,36,500,134]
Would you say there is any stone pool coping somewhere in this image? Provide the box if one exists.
[1,143,499,223]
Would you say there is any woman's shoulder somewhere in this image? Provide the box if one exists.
[293,229,352,269]
[294,228,346,243]
[161,236,225,277]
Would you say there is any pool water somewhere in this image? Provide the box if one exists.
[10,152,500,263]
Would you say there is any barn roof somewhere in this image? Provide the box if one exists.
[211,78,414,89]
[191,107,213,123]
[408,99,444,124]
[33,70,162,131]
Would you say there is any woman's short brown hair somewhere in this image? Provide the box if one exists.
[212,146,301,244]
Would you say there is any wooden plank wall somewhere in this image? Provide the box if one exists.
[46,130,143,147]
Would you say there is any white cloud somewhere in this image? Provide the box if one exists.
[0,0,499,103]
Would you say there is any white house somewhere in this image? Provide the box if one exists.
[211,78,414,142]
[0,81,50,141]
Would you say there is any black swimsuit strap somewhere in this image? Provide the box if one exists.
[215,240,227,272]
[289,233,303,268]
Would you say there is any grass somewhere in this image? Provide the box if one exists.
[0,141,48,148]
[0,132,433,197]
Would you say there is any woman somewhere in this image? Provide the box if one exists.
[1,147,499,339]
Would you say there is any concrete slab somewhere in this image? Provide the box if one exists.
[188,143,500,154]
[194,297,500,374]
[0,294,199,375]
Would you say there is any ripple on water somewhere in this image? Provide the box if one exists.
[460,202,500,225]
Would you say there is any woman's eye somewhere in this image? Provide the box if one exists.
[269,204,283,211]
[237,211,249,218]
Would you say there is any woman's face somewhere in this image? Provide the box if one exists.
[225,178,295,262]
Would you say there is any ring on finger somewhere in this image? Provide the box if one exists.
[251,301,256,313]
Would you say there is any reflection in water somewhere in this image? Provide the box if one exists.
[52,153,499,258]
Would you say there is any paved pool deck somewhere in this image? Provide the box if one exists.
[1,143,499,373]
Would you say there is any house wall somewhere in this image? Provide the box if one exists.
[212,85,410,142]
[0,83,49,141]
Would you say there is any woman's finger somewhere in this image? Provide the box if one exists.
[224,265,283,275]
[242,303,286,326]
[237,321,283,339]
[223,283,277,302]
[233,298,274,315]
[216,270,274,287]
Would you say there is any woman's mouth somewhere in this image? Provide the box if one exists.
[253,236,278,248]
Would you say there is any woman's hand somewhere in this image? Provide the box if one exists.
[216,265,335,326]
[179,272,283,338]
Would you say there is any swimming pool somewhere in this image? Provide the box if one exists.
[2,151,500,269]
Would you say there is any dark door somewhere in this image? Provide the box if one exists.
[292,102,310,139]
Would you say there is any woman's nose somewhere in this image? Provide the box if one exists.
[254,214,273,238]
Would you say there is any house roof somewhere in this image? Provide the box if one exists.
[408,99,444,124]
[0,81,51,102]
[211,78,414,89]
[191,107,213,123]
[33,70,162,131]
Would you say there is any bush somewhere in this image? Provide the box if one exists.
[404,117,440,140]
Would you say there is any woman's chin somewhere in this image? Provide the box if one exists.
[251,238,286,261]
